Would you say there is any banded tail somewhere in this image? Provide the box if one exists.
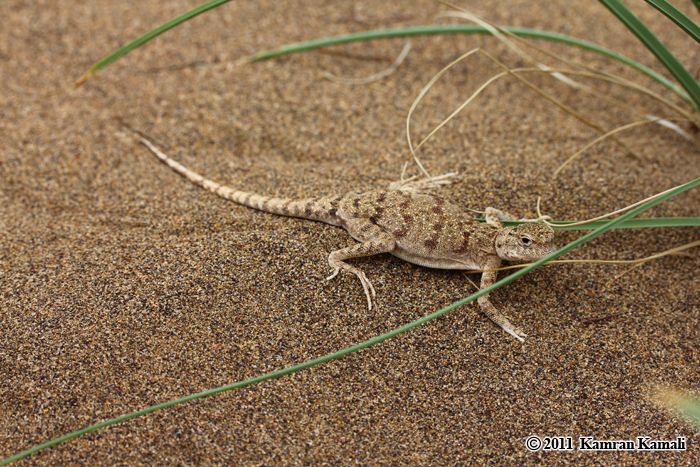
[140,138,344,226]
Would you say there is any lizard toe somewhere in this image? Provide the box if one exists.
[326,268,341,281]
[502,322,527,342]
[356,271,375,310]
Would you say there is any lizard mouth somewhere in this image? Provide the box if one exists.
[508,244,557,262]
[531,245,557,261]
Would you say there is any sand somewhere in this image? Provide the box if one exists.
[1,0,699,465]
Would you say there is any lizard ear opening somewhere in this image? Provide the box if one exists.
[494,226,518,261]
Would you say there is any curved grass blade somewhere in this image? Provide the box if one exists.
[645,0,700,44]
[598,0,700,108]
[3,176,699,465]
[79,20,690,103]
[239,25,689,102]
[493,217,700,230]
[75,0,235,85]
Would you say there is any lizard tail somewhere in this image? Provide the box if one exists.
[140,138,342,225]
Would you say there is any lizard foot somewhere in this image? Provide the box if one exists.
[326,268,376,310]
[500,320,527,342]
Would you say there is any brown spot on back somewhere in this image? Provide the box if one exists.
[424,234,439,252]
[452,231,472,255]
[432,222,443,232]
[429,205,443,215]
[377,192,387,204]
[393,227,409,239]
[402,214,414,225]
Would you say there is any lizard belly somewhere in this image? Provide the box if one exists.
[389,249,484,270]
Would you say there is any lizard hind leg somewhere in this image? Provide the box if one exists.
[326,264,376,309]
[326,228,396,310]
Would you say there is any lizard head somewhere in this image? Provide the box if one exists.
[494,223,556,262]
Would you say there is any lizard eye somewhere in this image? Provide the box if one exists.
[520,236,531,246]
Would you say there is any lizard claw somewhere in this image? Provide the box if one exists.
[501,321,527,342]
[326,268,341,281]
[358,271,376,310]
[326,268,376,310]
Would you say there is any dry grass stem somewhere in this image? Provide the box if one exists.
[536,182,690,229]
[436,2,700,130]
[322,42,411,85]
[461,240,700,274]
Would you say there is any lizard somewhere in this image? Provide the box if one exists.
[140,138,556,342]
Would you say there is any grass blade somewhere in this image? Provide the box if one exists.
[79,22,691,103]
[238,25,689,101]
[598,0,700,108]
[493,217,700,230]
[645,0,700,44]
[75,0,235,85]
[675,399,700,427]
[657,389,700,429]
[3,176,698,465]
[239,25,693,105]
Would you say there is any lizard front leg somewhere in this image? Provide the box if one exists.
[478,255,527,342]
[387,172,457,193]
[486,207,545,226]
[484,207,518,229]
[327,221,396,309]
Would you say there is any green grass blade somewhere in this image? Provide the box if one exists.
[676,399,700,426]
[694,0,700,16]
[76,0,235,85]
[80,21,691,103]
[238,25,689,103]
[493,217,700,230]
[659,390,700,429]
[598,0,700,108]
[645,0,700,44]
[3,176,698,465]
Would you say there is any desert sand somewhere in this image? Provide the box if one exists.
[1,0,699,465]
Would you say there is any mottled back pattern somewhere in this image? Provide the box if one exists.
[331,190,497,270]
